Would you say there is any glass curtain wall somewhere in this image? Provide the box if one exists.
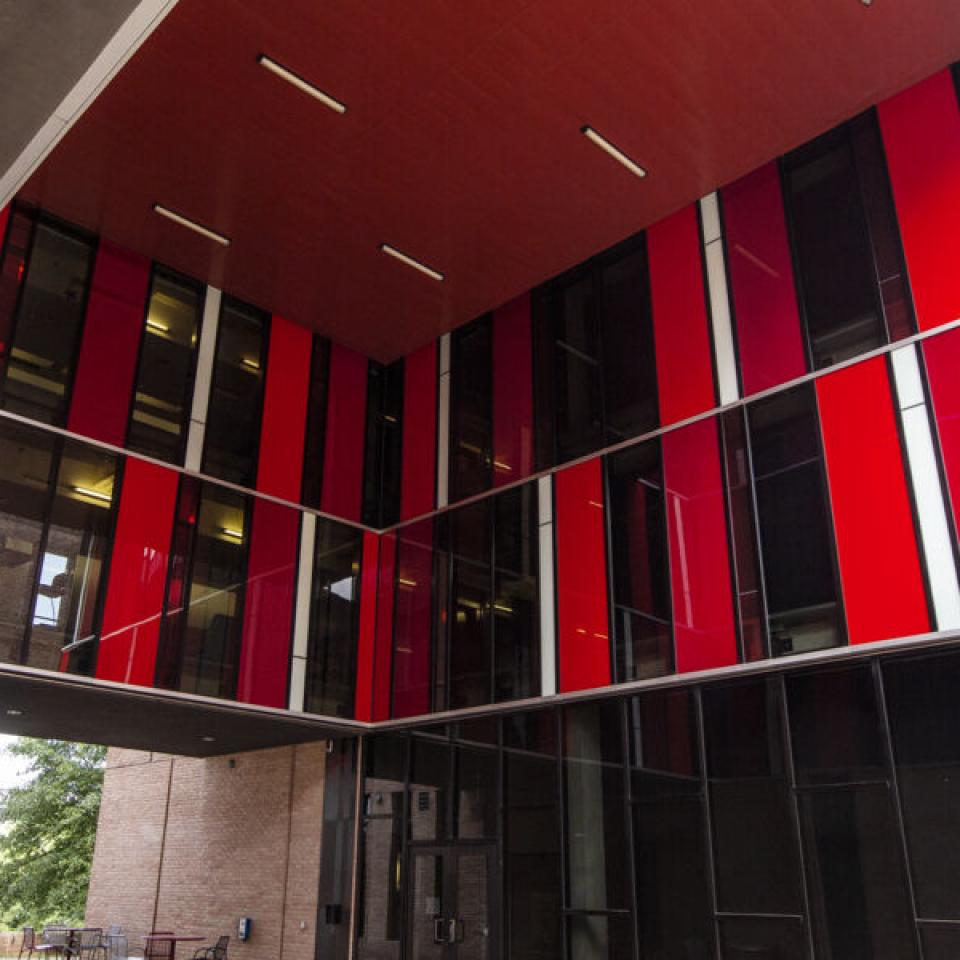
[360,645,960,960]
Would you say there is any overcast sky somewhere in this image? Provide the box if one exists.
[0,734,29,792]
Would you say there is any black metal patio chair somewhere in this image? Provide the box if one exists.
[191,936,228,960]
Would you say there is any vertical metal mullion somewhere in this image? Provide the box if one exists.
[620,698,641,960]
[555,706,569,960]
[694,687,723,960]
[778,674,816,960]
[873,659,926,959]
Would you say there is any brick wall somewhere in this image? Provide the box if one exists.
[85,743,327,960]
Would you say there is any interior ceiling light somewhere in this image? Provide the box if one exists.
[222,527,244,541]
[145,318,169,333]
[240,357,261,371]
[258,55,346,115]
[153,204,231,246]
[581,125,647,179]
[6,709,22,716]
[379,243,444,282]
[73,485,112,503]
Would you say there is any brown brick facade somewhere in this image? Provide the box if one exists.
[85,743,327,960]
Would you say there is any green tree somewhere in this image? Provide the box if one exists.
[0,740,106,930]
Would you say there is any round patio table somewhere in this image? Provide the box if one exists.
[142,935,205,960]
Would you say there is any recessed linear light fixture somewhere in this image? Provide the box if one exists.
[258,55,346,115]
[146,318,169,334]
[222,527,244,541]
[240,357,261,371]
[153,204,231,247]
[6,709,22,717]
[73,485,113,504]
[581,125,647,179]
[379,243,444,282]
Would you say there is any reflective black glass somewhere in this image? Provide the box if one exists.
[305,519,364,718]
[362,359,403,527]
[202,297,269,486]
[606,439,673,682]
[718,918,806,960]
[0,218,95,426]
[450,315,493,501]
[747,385,843,655]
[127,266,203,464]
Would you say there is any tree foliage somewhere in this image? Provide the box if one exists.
[0,740,106,930]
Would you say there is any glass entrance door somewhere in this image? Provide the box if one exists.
[407,845,496,960]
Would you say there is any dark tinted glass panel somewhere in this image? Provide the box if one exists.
[0,209,33,362]
[358,800,403,956]
[884,652,960,920]
[1,219,94,425]
[493,484,538,702]
[305,519,363,718]
[718,918,806,960]
[202,297,268,486]
[157,481,248,699]
[848,112,915,342]
[0,421,55,666]
[629,689,713,960]
[391,519,433,718]
[301,335,330,509]
[456,745,497,839]
[503,707,557,755]
[410,735,450,841]
[703,679,803,915]
[533,236,658,471]
[783,118,888,368]
[606,440,672,682]
[567,915,633,960]
[800,787,917,960]
[362,359,404,527]
[450,315,492,501]
[787,666,886,785]
[600,240,658,445]
[747,386,843,655]
[562,701,629,911]
[0,423,117,676]
[720,408,767,661]
[127,267,202,463]
[920,925,960,960]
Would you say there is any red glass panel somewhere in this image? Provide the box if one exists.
[400,341,437,520]
[663,417,738,672]
[354,530,381,721]
[555,458,611,692]
[67,241,151,445]
[648,204,716,424]
[96,457,179,686]
[372,531,397,721]
[321,343,368,522]
[392,519,433,718]
[879,70,960,332]
[256,315,312,502]
[236,499,299,708]
[816,357,930,644]
[493,293,534,486]
[722,162,808,396]
[922,327,960,533]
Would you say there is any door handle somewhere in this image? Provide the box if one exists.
[433,918,447,944]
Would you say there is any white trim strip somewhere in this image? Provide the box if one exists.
[699,193,740,406]
[436,335,451,509]
[185,285,221,471]
[0,0,182,210]
[891,346,960,630]
[292,513,317,660]
[288,657,307,713]
[538,475,557,696]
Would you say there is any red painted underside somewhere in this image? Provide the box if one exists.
[19,0,959,361]
[879,70,960,332]
[555,459,611,692]
[662,417,739,672]
[816,357,930,645]
[96,457,179,686]
[236,499,299,708]
[68,241,151,445]
[256,315,312,502]
[648,204,716,425]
